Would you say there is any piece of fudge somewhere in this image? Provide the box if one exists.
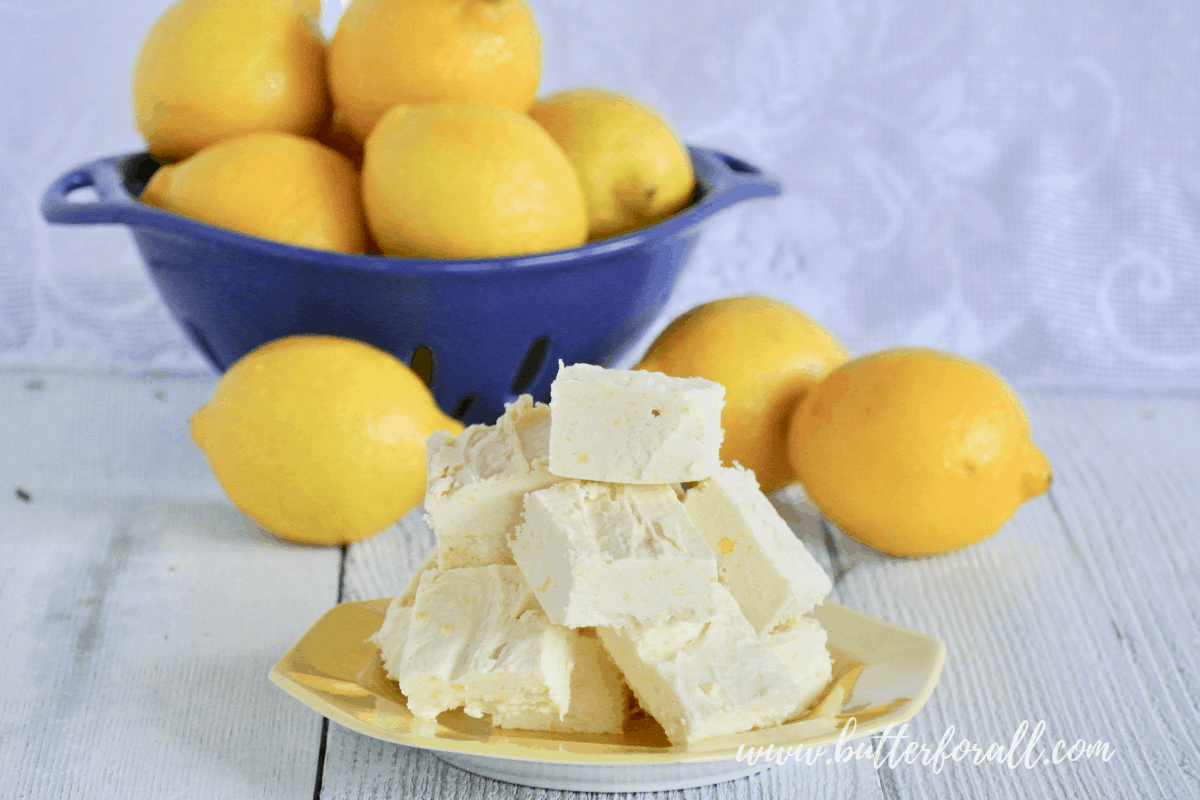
[396,549,439,606]
[764,614,833,720]
[397,565,572,721]
[493,628,634,734]
[424,395,561,568]
[510,481,720,628]
[547,363,724,484]
[369,549,440,670]
[596,584,814,746]
[683,464,832,633]
[373,603,414,678]
[372,566,634,733]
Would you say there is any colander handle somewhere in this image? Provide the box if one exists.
[689,147,783,210]
[41,155,154,226]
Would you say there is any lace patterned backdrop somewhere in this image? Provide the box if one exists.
[3,0,1199,390]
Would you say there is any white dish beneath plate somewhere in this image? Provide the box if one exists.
[435,751,774,792]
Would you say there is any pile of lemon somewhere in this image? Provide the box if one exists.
[157,3,1051,556]
[132,0,695,257]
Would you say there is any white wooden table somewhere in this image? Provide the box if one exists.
[2,367,1197,799]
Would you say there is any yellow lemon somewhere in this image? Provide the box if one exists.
[328,0,542,142]
[636,296,849,493]
[141,132,369,253]
[190,336,462,546]
[132,0,329,161]
[529,88,695,241]
[361,102,586,258]
[788,348,1052,556]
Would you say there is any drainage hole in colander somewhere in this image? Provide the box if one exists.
[409,346,434,388]
[510,336,550,395]
[451,395,476,420]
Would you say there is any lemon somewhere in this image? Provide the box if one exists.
[132,0,329,161]
[190,336,462,545]
[141,132,369,253]
[636,296,849,493]
[788,348,1052,556]
[361,102,587,258]
[529,88,695,240]
[328,0,542,142]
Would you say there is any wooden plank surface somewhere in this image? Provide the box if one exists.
[2,369,1197,799]
[0,370,341,800]
[1034,396,1200,791]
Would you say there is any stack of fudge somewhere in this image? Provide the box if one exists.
[370,363,834,746]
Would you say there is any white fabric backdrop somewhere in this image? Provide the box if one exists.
[3,0,1199,391]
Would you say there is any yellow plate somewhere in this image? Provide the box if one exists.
[270,598,945,791]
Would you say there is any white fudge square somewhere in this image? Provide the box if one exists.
[548,363,724,484]
[493,628,634,734]
[397,565,572,721]
[510,481,720,629]
[683,464,832,633]
[372,562,632,734]
[764,614,833,720]
[372,603,414,680]
[369,549,439,672]
[396,549,439,606]
[596,585,812,746]
[425,395,561,569]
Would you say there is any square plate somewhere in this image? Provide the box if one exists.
[270,598,944,792]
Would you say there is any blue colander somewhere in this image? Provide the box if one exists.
[41,147,779,424]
